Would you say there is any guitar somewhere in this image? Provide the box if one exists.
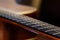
[0,7,60,40]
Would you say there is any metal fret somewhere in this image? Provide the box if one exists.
[53,32,60,35]
[45,27,60,32]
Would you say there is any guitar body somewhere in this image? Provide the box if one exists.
[0,0,60,40]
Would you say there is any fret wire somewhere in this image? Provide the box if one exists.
[52,29,60,35]
[53,32,60,35]
[45,27,60,32]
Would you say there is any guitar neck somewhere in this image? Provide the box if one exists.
[0,7,60,39]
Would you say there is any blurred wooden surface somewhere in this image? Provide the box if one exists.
[0,17,37,40]
[0,22,4,40]
[0,17,60,40]
[0,0,38,18]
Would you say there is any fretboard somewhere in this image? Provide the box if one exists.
[0,7,60,38]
